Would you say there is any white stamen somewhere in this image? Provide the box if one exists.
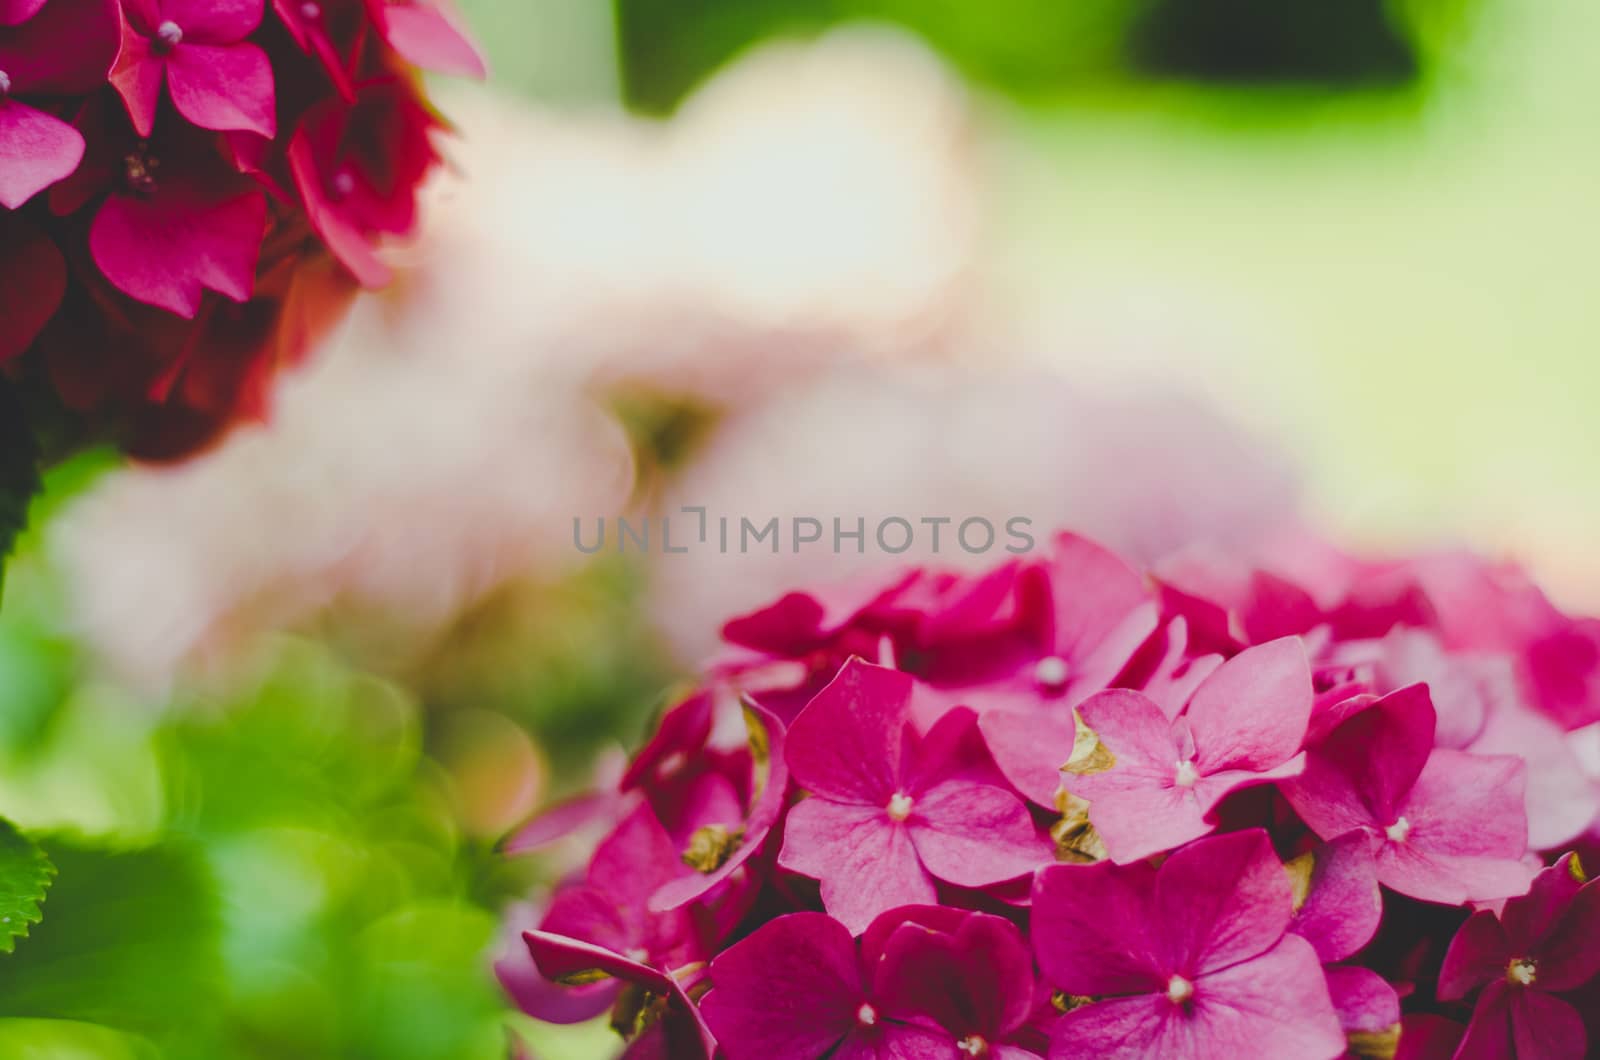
[624,947,648,964]
[1508,959,1537,986]
[957,1035,989,1057]
[1173,760,1200,788]
[331,170,356,199]
[299,0,321,19]
[156,20,183,48]
[1035,655,1070,690]
[856,1002,877,1027]
[1165,975,1195,1005]
[1385,817,1411,844]
[886,793,914,822]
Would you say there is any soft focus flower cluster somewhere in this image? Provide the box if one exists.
[498,530,1600,1059]
[0,0,480,456]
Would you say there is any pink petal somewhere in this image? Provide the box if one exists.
[905,779,1043,888]
[0,99,84,208]
[1072,690,1212,862]
[1049,993,1195,1059]
[977,707,1075,807]
[499,789,621,855]
[1045,532,1157,681]
[165,40,275,136]
[0,211,65,360]
[701,912,862,1060]
[375,0,486,78]
[1186,637,1312,775]
[786,658,910,804]
[1509,855,1600,990]
[159,0,263,43]
[287,123,391,288]
[1470,695,1599,850]
[1438,910,1511,1001]
[1032,859,1165,997]
[108,27,162,138]
[1381,749,1530,903]
[1290,832,1383,963]
[1181,936,1344,1060]
[0,0,120,93]
[1155,829,1293,977]
[621,691,713,792]
[831,1025,959,1060]
[521,930,670,993]
[778,799,935,935]
[1324,965,1399,1036]
[90,182,266,318]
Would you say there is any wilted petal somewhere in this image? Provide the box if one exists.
[165,41,275,137]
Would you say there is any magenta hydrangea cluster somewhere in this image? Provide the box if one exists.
[0,0,480,456]
[498,532,1600,1060]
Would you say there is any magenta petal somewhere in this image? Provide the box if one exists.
[1032,860,1164,997]
[1048,993,1188,1059]
[0,0,121,94]
[159,0,263,42]
[522,930,669,993]
[108,30,162,138]
[778,799,935,935]
[786,658,910,804]
[875,912,1034,1040]
[0,0,44,26]
[1471,697,1599,850]
[701,912,862,1060]
[1509,988,1587,1060]
[1325,965,1399,1036]
[978,708,1075,807]
[377,0,487,78]
[1507,855,1600,990]
[1438,910,1511,1001]
[831,1025,958,1060]
[287,126,391,288]
[905,779,1043,888]
[165,41,275,136]
[1186,637,1312,775]
[1290,832,1383,962]
[0,211,65,360]
[1155,829,1292,977]
[1185,937,1344,1058]
[90,183,266,317]
[0,100,84,208]
[1395,1014,1466,1060]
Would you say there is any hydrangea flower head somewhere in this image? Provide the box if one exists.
[499,528,1600,1058]
[0,0,481,457]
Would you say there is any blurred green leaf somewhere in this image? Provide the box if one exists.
[0,818,55,954]
[0,836,222,1041]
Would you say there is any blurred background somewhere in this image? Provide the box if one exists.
[1,0,1596,1056]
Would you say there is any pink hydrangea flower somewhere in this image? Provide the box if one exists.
[1067,637,1314,862]
[1280,684,1535,904]
[0,0,119,209]
[1437,853,1600,1059]
[1032,829,1345,1060]
[778,658,1043,933]
[701,906,1039,1059]
[110,0,276,138]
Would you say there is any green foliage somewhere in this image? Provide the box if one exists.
[0,818,54,954]
[0,836,222,1044]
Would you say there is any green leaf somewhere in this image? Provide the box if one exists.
[0,380,42,602]
[0,837,223,1040]
[0,818,55,954]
